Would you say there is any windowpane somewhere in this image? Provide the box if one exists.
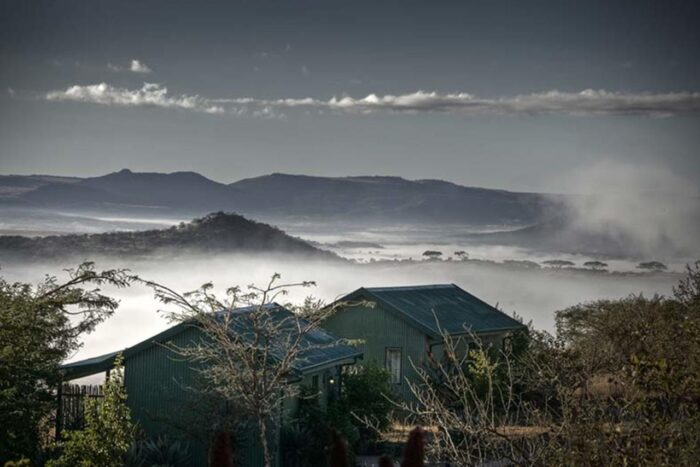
[385,348,402,384]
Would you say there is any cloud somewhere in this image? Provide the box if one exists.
[41,83,700,118]
[45,82,224,114]
[273,89,700,117]
[217,89,700,117]
[130,59,151,74]
[107,59,152,74]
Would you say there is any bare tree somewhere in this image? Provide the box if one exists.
[396,326,558,466]
[142,274,359,467]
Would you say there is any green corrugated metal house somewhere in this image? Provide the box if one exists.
[60,303,362,467]
[321,284,526,401]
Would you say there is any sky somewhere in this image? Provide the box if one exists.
[0,0,699,193]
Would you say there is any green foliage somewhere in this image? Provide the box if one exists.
[48,355,136,467]
[281,389,332,467]
[281,368,395,467]
[555,291,700,401]
[0,263,131,464]
[343,364,395,432]
[124,436,191,467]
[3,458,31,467]
[532,262,700,464]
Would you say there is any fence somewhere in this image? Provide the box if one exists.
[56,383,104,438]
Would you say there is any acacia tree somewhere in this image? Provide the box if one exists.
[422,251,443,261]
[582,260,608,271]
[453,251,468,260]
[143,274,359,467]
[637,261,668,271]
[0,262,132,464]
[543,259,575,268]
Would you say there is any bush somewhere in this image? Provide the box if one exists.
[282,389,359,465]
[335,363,396,451]
[124,436,191,467]
[281,389,333,467]
[48,355,135,467]
[3,458,31,467]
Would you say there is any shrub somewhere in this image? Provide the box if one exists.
[48,355,135,467]
[3,458,31,467]
[124,436,191,467]
[340,363,396,445]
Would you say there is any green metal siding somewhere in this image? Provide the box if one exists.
[124,326,267,467]
[323,304,427,401]
[123,326,345,467]
[323,304,516,402]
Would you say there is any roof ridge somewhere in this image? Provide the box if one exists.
[364,284,455,291]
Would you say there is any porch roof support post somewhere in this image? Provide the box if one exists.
[56,379,63,441]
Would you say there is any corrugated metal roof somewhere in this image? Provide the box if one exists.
[214,304,362,373]
[61,303,361,379]
[60,350,121,379]
[341,284,525,338]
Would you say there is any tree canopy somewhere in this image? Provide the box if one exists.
[0,262,132,463]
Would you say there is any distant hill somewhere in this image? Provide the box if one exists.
[0,212,337,261]
[0,170,559,226]
[78,169,239,209]
[230,173,555,225]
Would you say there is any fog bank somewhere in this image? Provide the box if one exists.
[1,253,679,374]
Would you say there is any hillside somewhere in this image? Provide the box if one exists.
[230,173,554,225]
[0,212,337,261]
[0,170,558,226]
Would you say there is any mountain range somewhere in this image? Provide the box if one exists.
[0,169,559,226]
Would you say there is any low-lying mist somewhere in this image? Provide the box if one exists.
[558,162,700,259]
[1,252,680,376]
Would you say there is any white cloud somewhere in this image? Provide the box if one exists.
[41,84,700,119]
[107,59,152,74]
[46,82,224,114]
[217,89,700,117]
[273,89,700,117]
[130,59,152,73]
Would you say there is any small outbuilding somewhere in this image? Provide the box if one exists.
[59,303,362,467]
[321,284,526,401]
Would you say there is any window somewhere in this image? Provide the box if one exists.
[502,336,513,354]
[311,375,319,391]
[385,347,402,384]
